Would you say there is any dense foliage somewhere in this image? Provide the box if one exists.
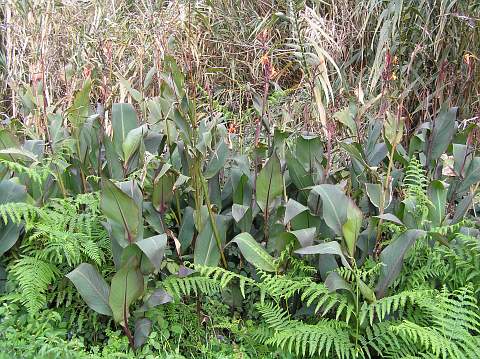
[1,0,480,358]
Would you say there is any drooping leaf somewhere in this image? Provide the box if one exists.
[229,232,276,272]
[285,148,314,193]
[256,153,283,212]
[452,194,473,224]
[296,134,323,173]
[66,263,112,316]
[139,288,173,311]
[109,256,144,323]
[136,234,167,271]
[295,241,351,269]
[289,227,316,248]
[134,318,151,348]
[383,112,404,145]
[374,213,404,226]
[284,199,309,225]
[365,183,392,209]
[375,229,425,298]
[0,180,27,204]
[334,106,357,134]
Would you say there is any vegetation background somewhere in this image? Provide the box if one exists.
[0,1,479,358]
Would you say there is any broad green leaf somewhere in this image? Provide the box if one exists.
[284,199,309,225]
[285,148,314,197]
[112,103,138,156]
[204,141,229,179]
[0,222,21,257]
[232,169,252,206]
[178,207,195,253]
[309,184,348,236]
[452,194,473,224]
[152,171,175,213]
[123,125,147,164]
[256,153,283,212]
[383,112,404,145]
[138,288,173,311]
[428,106,457,161]
[109,256,144,323]
[0,180,27,204]
[67,79,91,129]
[428,180,447,226]
[101,179,140,246]
[194,214,227,267]
[118,76,143,102]
[66,263,112,316]
[232,204,252,233]
[0,130,20,162]
[365,183,392,209]
[358,279,376,303]
[136,234,167,271]
[340,142,369,169]
[334,106,357,134]
[453,143,469,175]
[457,157,480,193]
[375,229,425,298]
[374,213,404,226]
[295,241,351,269]
[229,232,276,272]
[342,201,362,257]
[296,134,323,173]
[134,318,152,348]
[0,148,38,163]
[325,272,353,295]
[232,204,249,223]
[290,227,316,248]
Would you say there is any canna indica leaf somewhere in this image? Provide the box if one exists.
[101,179,140,246]
[66,263,112,316]
[112,103,138,157]
[375,229,425,298]
[342,201,362,257]
[229,233,276,272]
[256,153,283,213]
[136,234,167,271]
[309,184,348,236]
[109,255,144,324]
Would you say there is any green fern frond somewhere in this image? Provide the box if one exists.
[256,302,358,358]
[194,265,255,298]
[9,256,60,313]
[162,275,222,298]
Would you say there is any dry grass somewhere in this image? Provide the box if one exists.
[1,0,479,136]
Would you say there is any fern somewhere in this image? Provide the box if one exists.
[9,256,59,313]
[256,302,359,358]
[4,193,110,314]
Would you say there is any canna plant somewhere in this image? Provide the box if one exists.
[67,179,171,349]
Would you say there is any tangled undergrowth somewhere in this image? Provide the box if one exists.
[0,1,480,358]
